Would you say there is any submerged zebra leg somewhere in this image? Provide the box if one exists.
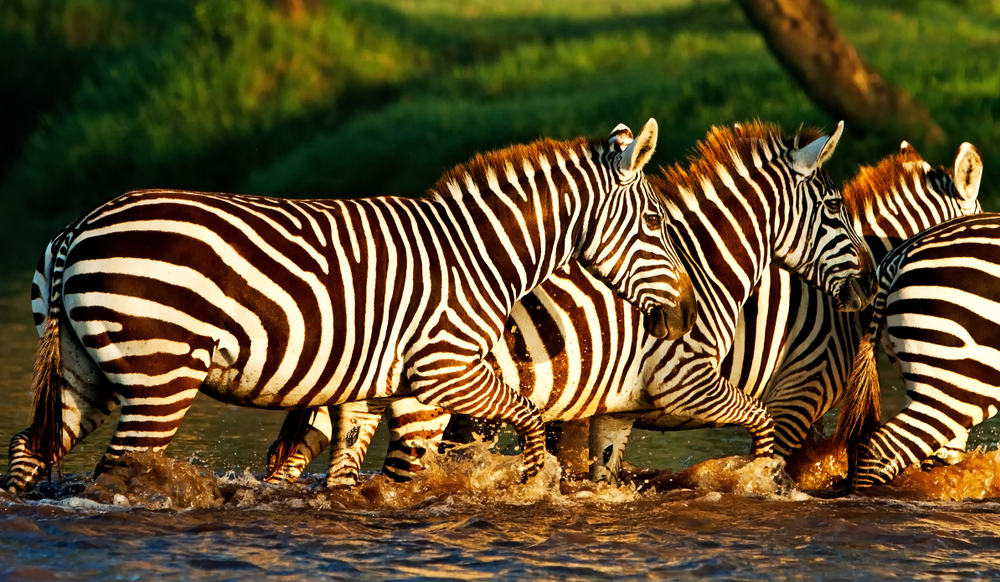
[589,414,635,484]
[407,356,546,480]
[924,431,969,469]
[265,407,333,484]
[94,379,201,476]
[5,325,118,494]
[326,400,388,488]
[383,399,451,482]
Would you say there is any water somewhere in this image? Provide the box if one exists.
[4,273,1000,581]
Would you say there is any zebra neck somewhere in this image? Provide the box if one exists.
[664,183,772,333]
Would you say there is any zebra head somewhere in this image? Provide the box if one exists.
[773,121,877,312]
[578,119,696,340]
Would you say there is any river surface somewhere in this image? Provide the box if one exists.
[3,273,1000,581]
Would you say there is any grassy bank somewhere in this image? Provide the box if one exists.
[1,0,997,271]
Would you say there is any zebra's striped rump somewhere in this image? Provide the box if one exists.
[4,120,695,494]
[838,212,1000,491]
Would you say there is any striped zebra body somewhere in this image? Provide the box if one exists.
[4,120,697,494]
[627,142,984,457]
[838,212,1000,491]
[266,120,878,487]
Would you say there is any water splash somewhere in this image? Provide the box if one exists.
[786,437,1000,501]
[635,455,803,499]
[82,451,224,509]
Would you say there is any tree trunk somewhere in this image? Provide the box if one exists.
[735,0,945,147]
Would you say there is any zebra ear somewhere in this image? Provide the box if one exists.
[617,118,658,176]
[609,124,634,153]
[899,141,920,157]
[790,120,845,176]
[953,142,983,205]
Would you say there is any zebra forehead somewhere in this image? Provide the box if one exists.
[651,120,825,205]
[843,147,930,219]
[428,135,601,197]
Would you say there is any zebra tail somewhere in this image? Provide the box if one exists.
[834,309,884,491]
[265,409,316,480]
[29,307,65,466]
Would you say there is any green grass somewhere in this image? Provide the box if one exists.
[1,0,998,271]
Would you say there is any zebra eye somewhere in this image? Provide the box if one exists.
[644,213,662,230]
[825,198,843,214]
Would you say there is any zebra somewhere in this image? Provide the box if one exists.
[605,141,985,472]
[837,212,1000,492]
[3,119,699,494]
[264,120,879,487]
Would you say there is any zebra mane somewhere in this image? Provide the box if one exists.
[651,120,825,206]
[843,147,929,218]
[427,136,601,200]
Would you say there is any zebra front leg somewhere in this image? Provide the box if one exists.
[326,400,387,488]
[383,398,451,482]
[5,375,118,494]
[265,407,333,484]
[588,414,635,484]
[407,356,545,480]
[923,431,970,469]
[653,372,776,458]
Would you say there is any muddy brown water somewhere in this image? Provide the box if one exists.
[4,275,1000,581]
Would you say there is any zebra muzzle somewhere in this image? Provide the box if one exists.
[835,276,872,312]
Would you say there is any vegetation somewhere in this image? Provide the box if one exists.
[2,0,998,271]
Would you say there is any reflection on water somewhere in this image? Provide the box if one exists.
[4,273,1000,580]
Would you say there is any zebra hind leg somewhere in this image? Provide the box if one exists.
[383,399,451,482]
[95,383,200,477]
[265,407,333,485]
[922,431,969,469]
[588,414,635,485]
[4,373,118,494]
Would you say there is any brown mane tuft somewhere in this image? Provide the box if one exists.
[651,121,826,204]
[428,136,600,198]
[843,147,927,219]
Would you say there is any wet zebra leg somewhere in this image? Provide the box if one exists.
[383,399,451,482]
[326,400,387,488]
[589,414,635,484]
[265,407,333,484]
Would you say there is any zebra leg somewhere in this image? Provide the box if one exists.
[264,407,333,484]
[5,339,117,493]
[407,357,545,479]
[5,384,118,493]
[95,381,200,476]
[588,414,635,484]
[923,431,969,469]
[326,400,388,488]
[653,373,776,458]
[383,398,451,482]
